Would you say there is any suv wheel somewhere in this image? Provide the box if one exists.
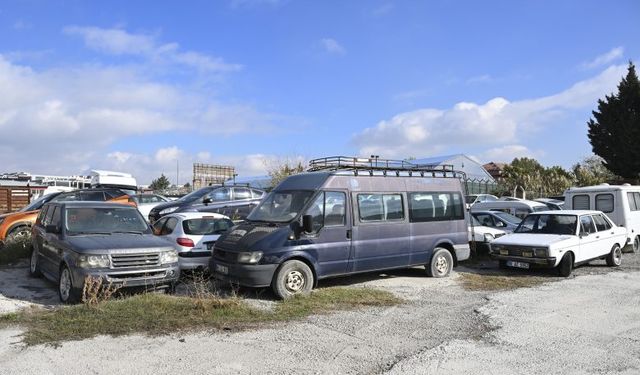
[606,244,622,267]
[58,265,80,303]
[426,248,453,278]
[29,248,42,277]
[272,260,314,299]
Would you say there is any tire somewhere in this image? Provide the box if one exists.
[606,244,622,267]
[498,260,508,269]
[557,253,573,277]
[29,248,42,277]
[632,236,640,253]
[6,226,30,243]
[272,260,314,299]
[58,265,81,304]
[426,248,454,278]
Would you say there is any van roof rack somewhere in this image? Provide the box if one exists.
[307,156,465,179]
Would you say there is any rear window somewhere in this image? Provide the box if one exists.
[595,194,614,213]
[182,218,234,235]
[572,194,590,210]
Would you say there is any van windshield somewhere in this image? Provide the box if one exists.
[247,190,315,223]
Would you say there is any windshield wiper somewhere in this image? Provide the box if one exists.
[111,230,145,235]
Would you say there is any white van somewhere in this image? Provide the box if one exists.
[564,184,640,252]
[470,199,548,220]
[90,170,137,195]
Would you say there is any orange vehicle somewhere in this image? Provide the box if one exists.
[0,188,136,246]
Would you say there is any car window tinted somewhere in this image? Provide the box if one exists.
[234,188,251,200]
[595,194,614,213]
[183,218,234,235]
[593,214,612,231]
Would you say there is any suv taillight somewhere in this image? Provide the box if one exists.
[177,237,195,248]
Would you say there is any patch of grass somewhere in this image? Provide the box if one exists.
[458,272,552,291]
[0,234,32,265]
[0,287,401,346]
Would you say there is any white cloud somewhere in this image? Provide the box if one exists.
[63,26,242,73]
[580,47,624,70]
[320,38,346,55]
[479,145,538,163]
[354,64,628,160]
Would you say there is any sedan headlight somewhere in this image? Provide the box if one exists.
[77,254,110,268]
[491,244,503,254]
[237,251,263,264]
[160,250,179,264]
[533,247,548,258]
[159,207,179,215]
[483,233,495,243]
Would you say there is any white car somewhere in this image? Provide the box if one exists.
[469,216,506,244]
[131,194,172,222]
[152,212,235,270]
[490,210,626,276]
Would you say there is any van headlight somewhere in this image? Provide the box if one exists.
[160,250,179,264]
[237,251,263,264]
[77,254,110,268]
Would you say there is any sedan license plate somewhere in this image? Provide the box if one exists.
[506,260,530,269]
[215,264,229,275]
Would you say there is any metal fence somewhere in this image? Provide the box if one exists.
[464,178,503,195]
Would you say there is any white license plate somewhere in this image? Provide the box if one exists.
[507,260,530,269]
[215,264,229,274]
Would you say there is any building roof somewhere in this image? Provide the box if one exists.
[0,180,46,188]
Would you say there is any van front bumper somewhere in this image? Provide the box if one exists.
[70,264,180,289]
[454,244,471,261]
[210,259,278,288]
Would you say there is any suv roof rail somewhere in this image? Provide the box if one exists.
[307,156,466,179]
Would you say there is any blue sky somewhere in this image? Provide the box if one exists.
[0,0,638,184]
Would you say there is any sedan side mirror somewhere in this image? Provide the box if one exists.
[45,224,60,234]
[580,230,588,238]
[203,197,212,205]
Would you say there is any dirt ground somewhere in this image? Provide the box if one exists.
[0,252,639,375]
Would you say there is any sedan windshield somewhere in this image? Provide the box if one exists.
[247,190,315,223]
[66,207,149,234]
[514,214,577,235]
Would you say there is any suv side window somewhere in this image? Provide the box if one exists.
[37,205,49,225]
[43,206,56,226]
[52,206,62,226]
[234,188,252,200]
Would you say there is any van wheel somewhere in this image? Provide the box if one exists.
[426,248,453,278]
[606,244,622,267]
[29,248,42,277]
[632,236,640,253]
[272,260,314,299]
[557,253,573,277]
[58,265,80,304]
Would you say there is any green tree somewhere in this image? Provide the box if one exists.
[572,155,616,186]
[503,157,545,197]
[542,166,573,196]
[588,62,640,179]
[149,174,171,191]
[266,157,306,187]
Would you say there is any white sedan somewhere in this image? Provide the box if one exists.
[152,212,235,271]
[469,216,506,244]
[490,210,626,276]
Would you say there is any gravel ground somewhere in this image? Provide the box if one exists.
[0,252,639,375]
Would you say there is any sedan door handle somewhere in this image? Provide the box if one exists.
[596,236,600,239]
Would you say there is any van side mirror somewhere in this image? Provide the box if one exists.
[302,215,314,233]
[45,224,60,234]
[203,197,212,205]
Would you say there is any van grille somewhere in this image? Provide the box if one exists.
[111,253,160,268]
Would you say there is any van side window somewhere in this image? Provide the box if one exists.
[580,215,597,235]
[573,195,590,210]
[357,194,404,222]
[593,214,612,231]
[408,192,463,222]
[627,192,639,211]
[306,193,325,231]
[325,192,346,226]
[595,194,614,213]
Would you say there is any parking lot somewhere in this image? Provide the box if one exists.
[0,251,638,374]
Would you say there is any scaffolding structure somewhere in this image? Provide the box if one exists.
[192,163,235,189]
